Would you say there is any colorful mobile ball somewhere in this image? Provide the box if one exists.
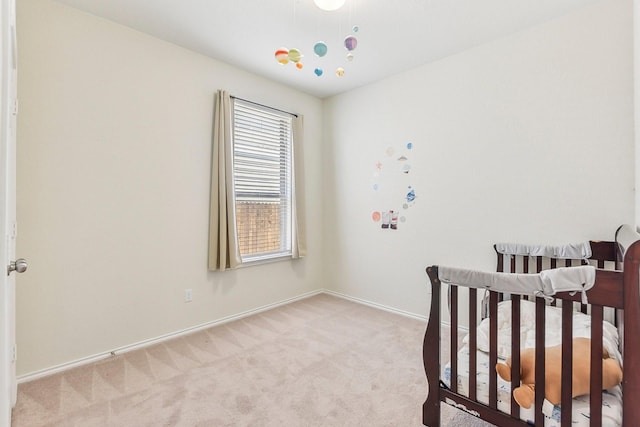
[346,53,354,61]
[313,42,328,57]
[288,48,302,63]
[372,211,381,222]
[344,35,357,51]
[407,142,413,150]
[353,25,359,33]
[336,67,345,77]
[314,68,323,77]
[275,48,289,65]
[296,62,303,69]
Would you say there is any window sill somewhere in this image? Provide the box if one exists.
[239,252,293,268]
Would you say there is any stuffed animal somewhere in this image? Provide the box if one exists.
[495,337,623,408]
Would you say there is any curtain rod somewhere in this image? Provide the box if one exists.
[230,95,298,118]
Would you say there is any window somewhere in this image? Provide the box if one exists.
[208,90,304,272]
[232,99,293,262]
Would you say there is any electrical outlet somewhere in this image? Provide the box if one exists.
[184,289,193,303]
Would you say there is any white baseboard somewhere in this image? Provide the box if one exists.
[19,289,467,383]
[323,290,474,337]
[322,289,428,322]
[17,289,323,384]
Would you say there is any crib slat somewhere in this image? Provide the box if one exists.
[581,303,588,314]
[489,291,498,409]
[561,302,573,426]
[535,297,546,426]
[548,258,558,306]
[469,288,477,401]
[496,248,504,272]
[580,259,592,314]
[590,306,604,427]
[536,256,543,273]
[450,285,458,394]
[522,257,530,301]
[510,295,521,418]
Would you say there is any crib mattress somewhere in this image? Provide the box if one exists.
[443,345,623,426]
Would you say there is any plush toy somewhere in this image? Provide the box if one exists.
[495,337,623,408]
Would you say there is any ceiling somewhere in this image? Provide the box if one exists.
[52,0,600,99]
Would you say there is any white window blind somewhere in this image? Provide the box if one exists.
[232,99,293,262]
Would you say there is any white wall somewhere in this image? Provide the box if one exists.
[323,0,634,318]
[16,0,324,375]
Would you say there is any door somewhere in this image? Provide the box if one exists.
[1,0,18,424]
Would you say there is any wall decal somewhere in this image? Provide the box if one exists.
[371,141,417,231]
[406,186,416,204]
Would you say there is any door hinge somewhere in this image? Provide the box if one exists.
[11,222,17,239]
[12,345,17,362]
[12,98,18,116]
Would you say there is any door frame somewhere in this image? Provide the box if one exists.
[1,0,18,423]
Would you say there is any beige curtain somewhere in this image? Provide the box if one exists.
[208,90,242,271]
[291,115,307,258]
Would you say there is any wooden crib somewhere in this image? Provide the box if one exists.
[422,224,640,426]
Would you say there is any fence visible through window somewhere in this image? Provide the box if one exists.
[236,200,282,255]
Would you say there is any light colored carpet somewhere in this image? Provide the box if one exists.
[11,293,492,426]
[441,404,494,427]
